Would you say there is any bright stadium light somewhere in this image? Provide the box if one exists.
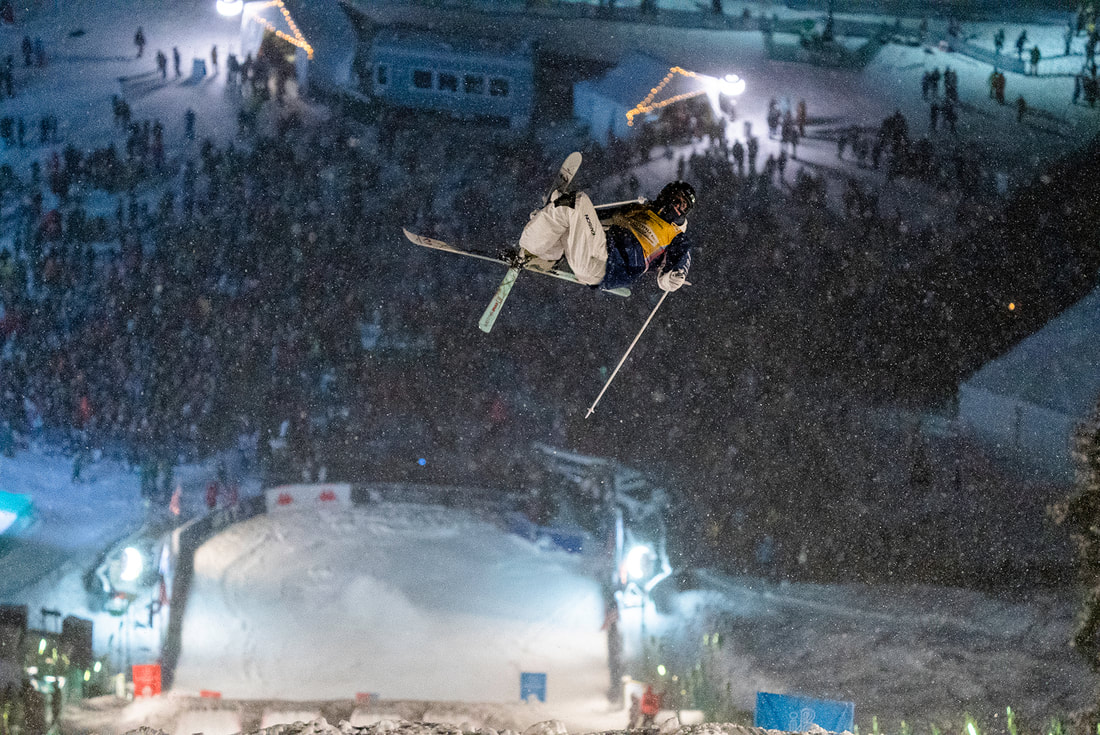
[717,73,746,97]
[120,546,144,583]
[216,0,243,16]
[623,544,655,581]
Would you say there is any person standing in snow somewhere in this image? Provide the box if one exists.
[781,115,799,158]
[766,98,781,138]
[20,679,44,735]
[518,180,696,294]
[943,67,957,102]
[227,53,239,86]
[639,685,661,727]
[152,119,163,168]
[942,99,957,135]
[48,683,61,733]
[627,693,641,729]
[746,133,759,174]
[0,682,16,735]
[172,46,181,78]
[134,26,145,58]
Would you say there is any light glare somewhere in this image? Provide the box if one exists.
[624,544,653,581]
[216,0,243,16]
[717,73,746,96]
[120,546,144,582]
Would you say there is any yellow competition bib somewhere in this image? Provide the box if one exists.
[609,207,686,264]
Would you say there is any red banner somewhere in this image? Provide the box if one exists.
[132,664,161,697]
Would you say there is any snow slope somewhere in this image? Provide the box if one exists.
[0,443,1091,735]
[173,503,610,707]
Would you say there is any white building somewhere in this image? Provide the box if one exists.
[573,51,709,143]
[958,284,1100,480]
[238,0,356,96]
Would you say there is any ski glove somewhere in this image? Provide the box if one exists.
[657,268,688,292]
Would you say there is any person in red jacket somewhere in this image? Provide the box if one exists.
[640,684,661,727]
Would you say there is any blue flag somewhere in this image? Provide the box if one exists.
[754,692,855,733]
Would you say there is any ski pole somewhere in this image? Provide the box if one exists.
[585,290,669,419]
[593,197,645,211]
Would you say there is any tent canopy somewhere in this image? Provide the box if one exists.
[0,490,33,536]
[573,52,708,141]
[241,0,357,89]
[964,285,1100,416]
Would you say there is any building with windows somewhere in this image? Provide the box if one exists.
[367,28,534,130]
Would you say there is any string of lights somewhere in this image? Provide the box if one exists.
[625,66,706,127]
[242,0,314,59]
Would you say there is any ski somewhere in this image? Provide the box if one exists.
[477,151,584,333]
[402,228,630,295]
[479,267,520,332]
[544,151,582,206]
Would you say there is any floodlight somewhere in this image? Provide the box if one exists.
[717,74,746,97]
[623,544,654,581]
[216,0,243,16]
[120,547,144,583]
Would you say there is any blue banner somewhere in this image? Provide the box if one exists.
[506,513,585,554]
[754,692,855,733]
[520,672,547,702]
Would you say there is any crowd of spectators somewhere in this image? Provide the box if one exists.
[0,83,1092,582]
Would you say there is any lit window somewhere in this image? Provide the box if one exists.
[438,72,458,92]
[464,74,485,95]
[489,77,509,97]
[413,70,432,89]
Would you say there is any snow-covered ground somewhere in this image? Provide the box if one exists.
[1,0,1098,734]
[3,446,1093,735]
[174,502,610,706]
[2,0,1095,199]
[0,0,246,167]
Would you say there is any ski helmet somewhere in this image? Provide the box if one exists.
[654,180,696,221]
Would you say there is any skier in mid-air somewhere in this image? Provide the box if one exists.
[517,180,697,293]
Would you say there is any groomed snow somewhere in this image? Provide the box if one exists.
[174,502,610,707]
